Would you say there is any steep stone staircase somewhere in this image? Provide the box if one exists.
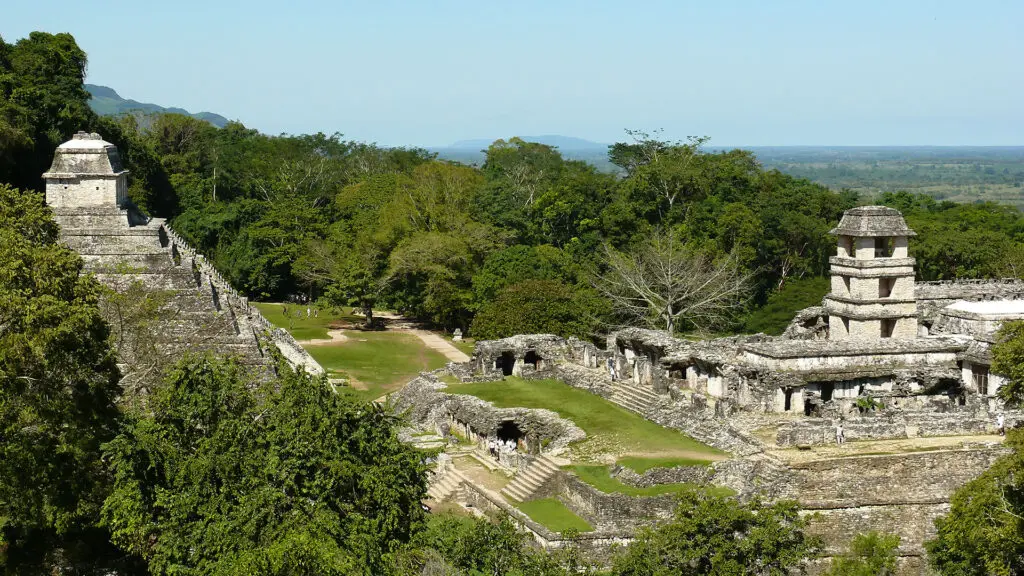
[500,455,561,502]
[609,381,661,415]
[426,469,464,502]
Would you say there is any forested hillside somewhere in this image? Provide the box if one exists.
[85,83,229,128]
[5,29,1024,576]
[6,33,1024,339]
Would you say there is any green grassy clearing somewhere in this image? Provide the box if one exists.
[616,456,714,473]
[252,302,367,340]
[446,377,726,461]
[307,331,447,401]
[568,465,735,498]
[516,498,593,533]
[447,336,476,357]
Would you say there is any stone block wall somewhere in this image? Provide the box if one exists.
[555,474,677,531]
[790,449,1005,510]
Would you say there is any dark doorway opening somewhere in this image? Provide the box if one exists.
[784,388,793,411]
[497,420,524,444]
[524,350,539,369]
[499,352,515,376]
[820,383,834,402]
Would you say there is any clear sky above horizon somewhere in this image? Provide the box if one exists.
[3,0,1022,147]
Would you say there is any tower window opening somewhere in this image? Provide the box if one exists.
[842,276,851,296]
[881,318,896,338]
[874,237,894,258]
[879,277,896,298]
[839,236,854,257]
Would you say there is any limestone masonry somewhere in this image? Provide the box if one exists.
[44,132,323,385]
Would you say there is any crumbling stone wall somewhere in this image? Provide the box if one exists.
[555,474,677,531]
[610,464,712,488]
[391,373,586,455]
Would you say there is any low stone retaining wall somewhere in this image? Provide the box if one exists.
[610,464,712,488]
[391,374,585,455]
[555,474,677,532]
[456,476,632,559]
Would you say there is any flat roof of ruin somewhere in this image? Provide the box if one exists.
[945,299,1024,319]
[741,336,964,359]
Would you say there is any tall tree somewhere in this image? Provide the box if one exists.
[611,488,819,575]
[926,430,1024,575]
[102,356,429,575]
[596,229,750,334]
[0,184,126,574]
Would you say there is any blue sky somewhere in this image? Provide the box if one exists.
[3,0,1022,147]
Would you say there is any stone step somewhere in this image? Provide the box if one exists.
[610,389,650,415]
[426,473,461,501]
[500,455,560,502]
[81,253,176,271]
[611,383,661,407]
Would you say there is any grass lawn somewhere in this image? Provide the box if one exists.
[568,465,735,498]
[516,498,593,533]
[446,377,726,461]
[307,331,448,401]
[252,302,366,341]
[447,336,476,357]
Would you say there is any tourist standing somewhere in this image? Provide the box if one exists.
[835,422,845,445]
[997,413,1006,436]
[607,357,616,381]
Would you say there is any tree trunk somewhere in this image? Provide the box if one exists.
[362,301,374,329]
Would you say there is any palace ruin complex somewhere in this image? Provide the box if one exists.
[398,205,1023,573]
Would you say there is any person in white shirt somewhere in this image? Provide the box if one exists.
[997,413,1006,436]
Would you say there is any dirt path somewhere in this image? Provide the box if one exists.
[351,311,470,362]
[300,329,349,346]
[407,329,471,363]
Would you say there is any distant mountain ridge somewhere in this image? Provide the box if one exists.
[85,84,230,128]
[449,135,608,150]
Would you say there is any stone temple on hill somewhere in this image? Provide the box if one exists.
[44,131,321,385]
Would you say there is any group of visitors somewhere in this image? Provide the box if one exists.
[487,437,518,460]
[281,305,318,319]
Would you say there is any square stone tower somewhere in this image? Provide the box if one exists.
[824,206,918,340]
[42,131,129,208]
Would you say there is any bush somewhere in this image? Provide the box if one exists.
[470,280,604,340]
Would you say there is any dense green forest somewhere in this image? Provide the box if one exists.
[6,32,1024,338]
[4,31,1024,575]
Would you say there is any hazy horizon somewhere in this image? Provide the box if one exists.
[4,0,1022,147]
